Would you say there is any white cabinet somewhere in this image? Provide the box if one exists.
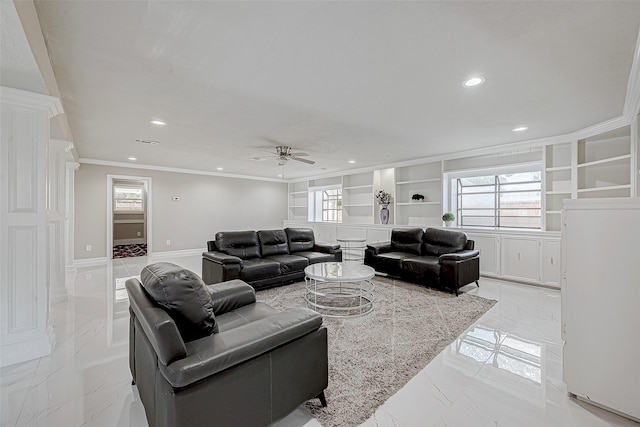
[541,238,561,286]
[562,198,640,421]
[466,233,499,276]
[501,236,540,282]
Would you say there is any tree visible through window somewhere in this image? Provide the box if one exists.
[453,171,541,229]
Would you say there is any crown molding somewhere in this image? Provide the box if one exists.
[79,158,286,183]
[0,86,63,118]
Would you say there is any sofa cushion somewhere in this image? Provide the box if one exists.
[391,228,424,256]
[140,262,218,341]
[376,251,412,275]
[265,254,309,274]
[423,228,467,256]
[215,231,261,260]
[240,258,281,282]
[258,230,290,257]
[285,228,315,253]
[403,256,441,280]
[294,251,335,264]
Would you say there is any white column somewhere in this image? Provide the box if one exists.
[48,139,73,302]
[1,87,63,367]
[65,161,79,295]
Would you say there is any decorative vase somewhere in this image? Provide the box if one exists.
[380,203,389,224]
[445,220,453,227]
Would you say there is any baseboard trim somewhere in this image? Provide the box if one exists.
[74,257,108,267]
[151,248,206,260]
[0,329,54,367]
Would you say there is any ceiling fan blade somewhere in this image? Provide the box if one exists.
[291,156,315,165]
[289,152,309,157]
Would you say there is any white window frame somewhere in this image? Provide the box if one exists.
[308,185,342,223]
[113,184,145,213]
[444,162,542,230]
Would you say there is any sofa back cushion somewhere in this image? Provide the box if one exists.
[258,230,290,257]
[423,228,467,256]
[140,262,218,342]
[215,231,261,259]
[285,228,315,252]
[390,228,424,255]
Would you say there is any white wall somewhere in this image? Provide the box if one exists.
[74,163,288,259]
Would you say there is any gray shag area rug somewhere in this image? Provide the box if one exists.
[257,275,497,427]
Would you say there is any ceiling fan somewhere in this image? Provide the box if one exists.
[260,145,316,166]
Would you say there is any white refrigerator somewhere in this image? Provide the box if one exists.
[562,198,640,422]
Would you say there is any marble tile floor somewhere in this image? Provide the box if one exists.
[1,254,637,427]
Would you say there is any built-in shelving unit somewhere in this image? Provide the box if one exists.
[342,171,374,224]
[394,162,442,226]
[577,126,632,199]
[544,142,573,232]
[288,181,309,221]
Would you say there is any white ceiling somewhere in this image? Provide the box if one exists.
[30,1,640,180]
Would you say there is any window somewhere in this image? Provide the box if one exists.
[114,186,144,212]
[448,168,541,229]
[309,187,342,222]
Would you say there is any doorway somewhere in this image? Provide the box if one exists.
[107,175,152,260]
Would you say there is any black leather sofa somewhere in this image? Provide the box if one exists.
[126,262,328,427]
[365,228,480,296]
[202,228,342,290]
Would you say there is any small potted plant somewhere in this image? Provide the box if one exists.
[442,212,455,227]
[411,193,425,202]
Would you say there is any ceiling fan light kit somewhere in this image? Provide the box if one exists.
[258,145,316,166]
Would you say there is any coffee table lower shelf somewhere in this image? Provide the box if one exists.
[304,278,375,318]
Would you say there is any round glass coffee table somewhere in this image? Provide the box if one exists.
[304,262,375,317]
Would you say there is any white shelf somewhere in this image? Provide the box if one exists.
[577,184,631,193]
[289,205,307,208]
[289,190,307,195]
[343,184,373,190]
[342,204,372,208]
[546,166,572,172]
[545,210,562,215]
[396,201,440,206]
[546,191,572,195]
[113,219,144,224]
[396,178,441,185]
[577,154,631,168]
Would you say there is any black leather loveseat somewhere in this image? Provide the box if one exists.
[127,263,328,427]
[202,228,342,290]
[365,228,480,296]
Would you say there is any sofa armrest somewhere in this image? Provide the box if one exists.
[439,249,479,262]
[159,308,323,388]
[206,280,256,315]
[202,251,242,265]
[314,242,340,254]
[366,242,392,255]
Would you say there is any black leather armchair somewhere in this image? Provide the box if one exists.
[365,228,480,295]
[127,263,328,427]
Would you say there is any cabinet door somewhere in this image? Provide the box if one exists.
[501,236,540,282]
[542,238,561,287]
[466,233,499,276]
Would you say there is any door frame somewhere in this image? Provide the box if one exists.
[106,174,152,260]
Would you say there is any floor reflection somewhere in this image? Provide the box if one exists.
[457,326,542,384]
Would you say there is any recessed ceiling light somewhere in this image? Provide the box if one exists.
[150,120,166,126]
[216,167,223,171]
[128,157,137,161]
[512,126,528,132]
[464,77,485,87]
[348,160,356,164]
[277,174,283,178]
